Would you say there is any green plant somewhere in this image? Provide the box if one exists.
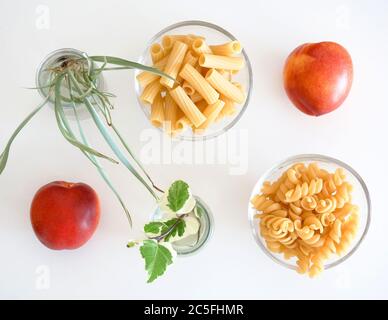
[0,51,207,282]
[128,180,203,283]
[0,53,172,226]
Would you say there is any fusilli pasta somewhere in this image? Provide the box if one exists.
[251,162,360,278]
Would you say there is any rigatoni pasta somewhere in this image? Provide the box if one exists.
[169,86,206,128]
[160,41,188,88]
[192,38,212,55]
[136,32,247,136]
[164,92,179,134]
[189,91,204,103]
[179,63,219,105]
[195,100,225,133]
[199,53,245,70]
[140,80,163,104]
[205,69,245,104]
[136,55,169,88]
[209,41,242,56]
[150,43,164,64]
[182,81,196,95]
[150,93,165,128]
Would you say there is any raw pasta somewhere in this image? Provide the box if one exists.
[199,53,245,70]
[137,33,247,136]
[194,100,225,133]
[179,63,219,105]
[150,93,164,128]
[160,40,188,88]
[140,80,162,104]
[150,43,164,63]
[251,162,360,278]
[209,41,242,56]
[164,92,179,134]
[169,86,206,128]
[205,69,245,104]
[192,38,212,55]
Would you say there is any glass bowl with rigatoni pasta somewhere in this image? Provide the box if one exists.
[248,154,371,278]
[134,20,253,141]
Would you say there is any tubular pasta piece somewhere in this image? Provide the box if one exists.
[192,38,212,55]
[160,41,188,88]
[194,100,225,133]
[209,41,242,56]
[205,69,245,104]
[150,93,165,128]
[136,55,169,88]
[179,63,219,105]
[190,91,204,103]
[140,80,162,104]
[164,92,179,135]
[182,81,196,95]
[169,86,206,128]
[199,53,245,70]
[150,43,164,64]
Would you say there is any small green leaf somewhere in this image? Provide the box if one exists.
[167,180,190,212]
[144,222,163,234]
[163,218,186,242]
[140,240,174,283]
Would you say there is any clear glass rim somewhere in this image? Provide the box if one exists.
[134,20,253,142]
[177,195,214,257]
[248,153,372,271]
[35,48,86,102]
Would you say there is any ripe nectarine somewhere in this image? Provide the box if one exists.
[30,181,100,250]
[283,41,353,116]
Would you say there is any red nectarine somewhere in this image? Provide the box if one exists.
[283,41,353,116]
[30,181,100,250]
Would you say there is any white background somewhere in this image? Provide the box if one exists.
[0,0,387,299]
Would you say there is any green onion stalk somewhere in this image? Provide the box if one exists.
[0,52,174,227]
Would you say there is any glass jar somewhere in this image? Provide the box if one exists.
[35,48,104,119]
[151,196,214,256]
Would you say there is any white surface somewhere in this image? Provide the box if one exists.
[0,0,387,299]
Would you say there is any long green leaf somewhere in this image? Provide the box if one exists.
[90,56,175,80]
[67,71,159,201]
[53,74,118,164]
[0,97,48,175]
[70,103,132,227]
[87,82,162,193]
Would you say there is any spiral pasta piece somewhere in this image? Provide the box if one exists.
[284,178,323,203]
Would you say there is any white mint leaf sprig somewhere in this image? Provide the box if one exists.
[140,240,176,283]
[159,180,196,216]
[138,180,200,283]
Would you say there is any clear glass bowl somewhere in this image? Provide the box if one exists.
[151,196,214,256]
[134,20,253,141]
[248,154,371,272]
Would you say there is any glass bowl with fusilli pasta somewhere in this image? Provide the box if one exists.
[248,154,371,278]
[134,20,252,141]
